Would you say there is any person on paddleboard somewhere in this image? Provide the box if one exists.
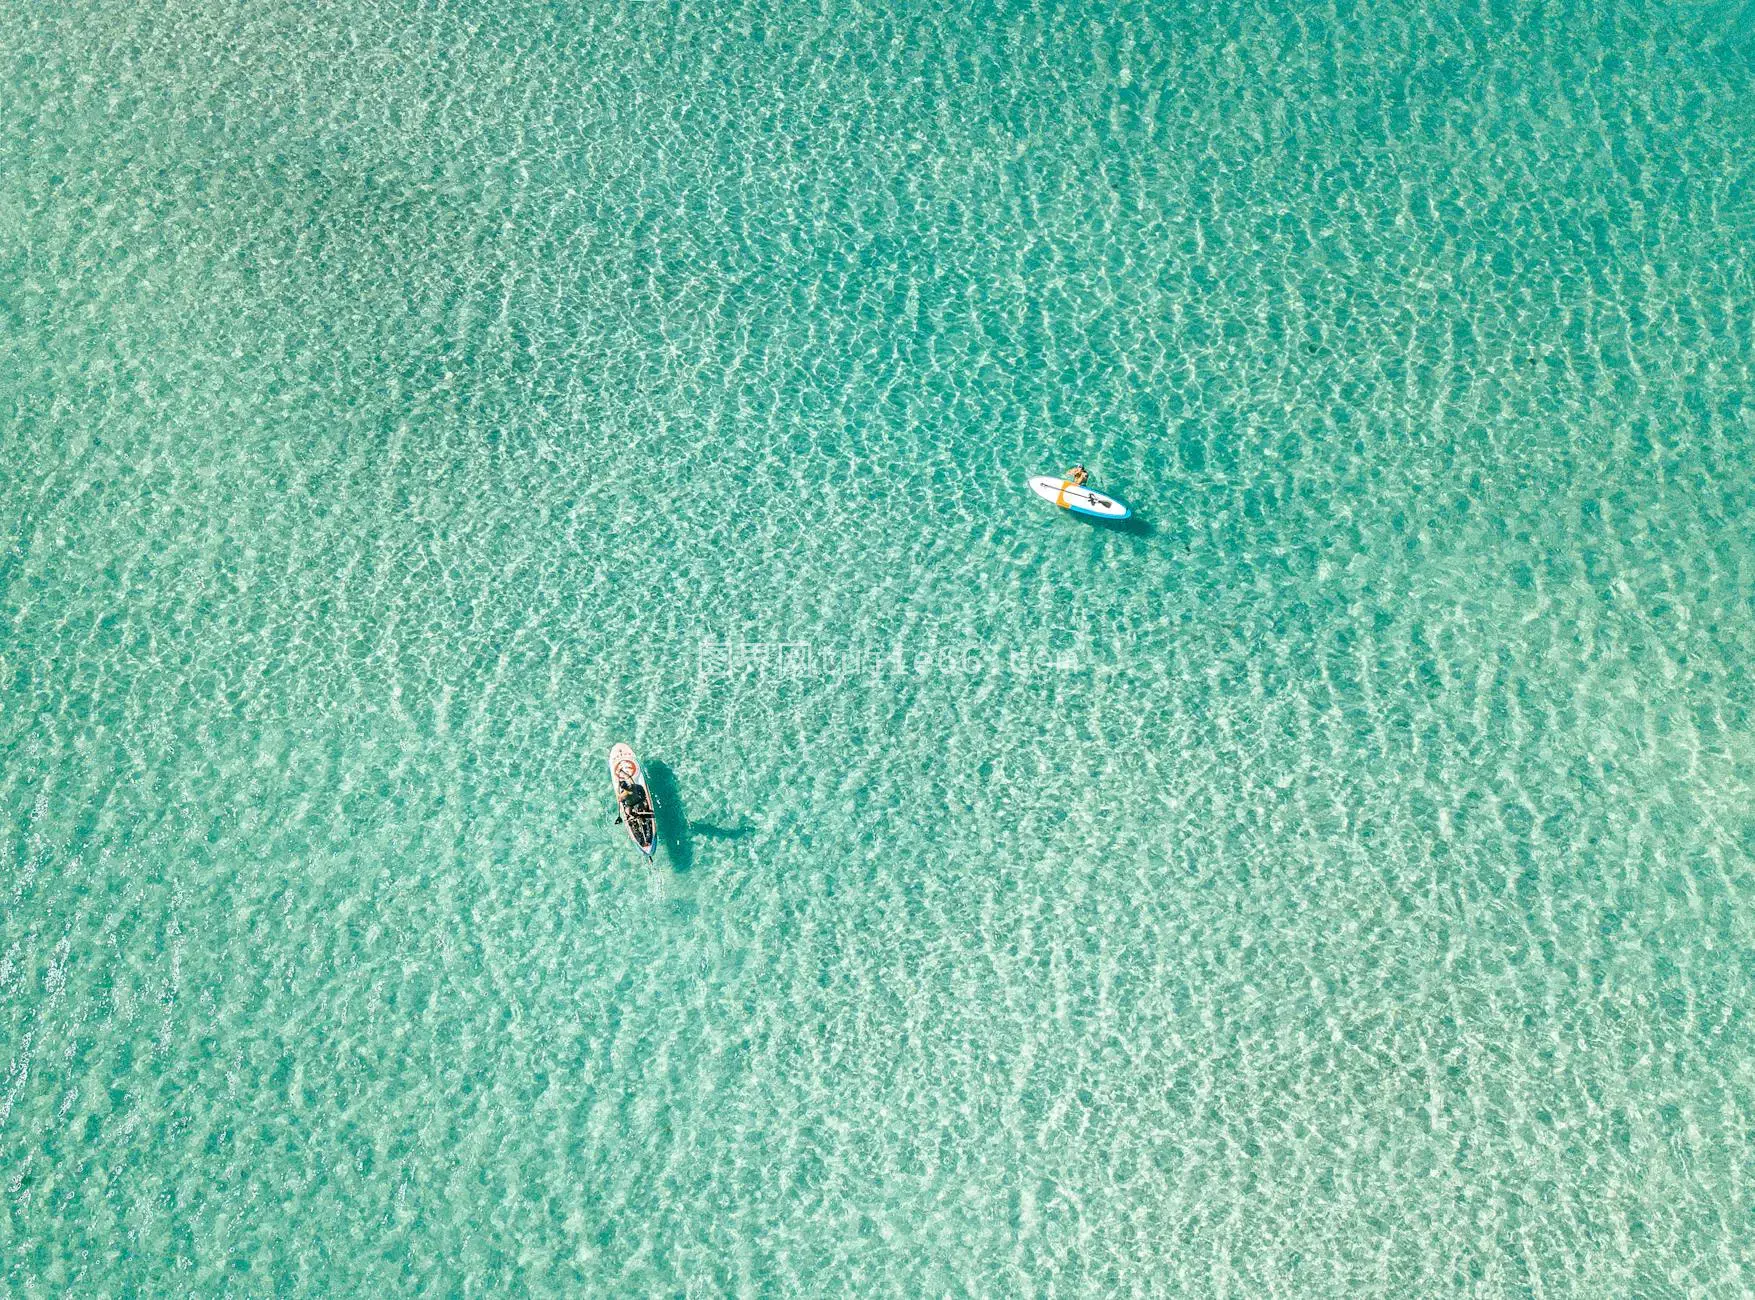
[1067,465,1089,487]
[614,762,652,825]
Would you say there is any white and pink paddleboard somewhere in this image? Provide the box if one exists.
[1027,475,1131,520]
[608,743,657,857]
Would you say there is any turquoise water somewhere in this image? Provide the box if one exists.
[4,0,1755,1292]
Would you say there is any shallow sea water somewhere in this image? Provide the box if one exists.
[3,0,1755,1293]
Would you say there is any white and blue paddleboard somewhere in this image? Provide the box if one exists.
[1027,475,1131,520]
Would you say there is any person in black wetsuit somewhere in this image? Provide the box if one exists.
[616,778,654,841]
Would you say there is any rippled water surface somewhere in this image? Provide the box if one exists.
[4,0,1755,1293]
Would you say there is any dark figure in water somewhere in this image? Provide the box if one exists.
[616,779,654,838]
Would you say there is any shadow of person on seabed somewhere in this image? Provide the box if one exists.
[643,760,753,873]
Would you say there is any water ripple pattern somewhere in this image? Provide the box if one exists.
[3,0,1754,1293]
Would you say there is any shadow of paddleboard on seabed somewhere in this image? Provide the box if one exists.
[644,760,754,873]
